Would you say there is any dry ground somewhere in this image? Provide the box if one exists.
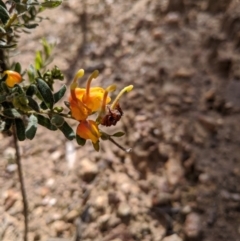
[1,0,240,241]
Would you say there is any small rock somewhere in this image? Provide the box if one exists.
[197,115,221,133]
[174,67,194,79]
[165,158,184,186]
[117,202,131,217]
[93,195,108,210]
[45,178,55,188]
[65,209,80,222]
[3,189,19,211]
[184,212,201,239]
[165,12,181,26]
[198,173,210,184]
[108,215,121,228]
[138,180,149,192]
[78,158,98,182]
[204,89,216,101]
[162,234,183,241]
[52,220,70,234]
[3,147,16,162]
[42,197,57,206]
[39,187,50,197]
[108,192,121,205]
[181,205,192,215]
[167,96,181,107]
[152,28,164,40]
[6,164,17,173]
[231,193,240,202]
[152,192,172,206]
[98,214,110,230]
[50,150,62,161]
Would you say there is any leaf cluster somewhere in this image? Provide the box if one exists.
[0,62,75,141]
[0,0,62,49]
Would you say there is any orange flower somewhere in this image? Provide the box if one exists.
[77,120,101,143]
[3,70,22,88]
[69,69,111,121]
[69,95,91,121]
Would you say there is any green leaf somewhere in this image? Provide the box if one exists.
[41,38,53,59]
[0,95,6,103]
[36,114,57,130]
[40,101,48,110]
[35,50,43,70]
[0,81,10,94]
[26,84,37,96]
[27,65,36,83]
[3,109,22,119]
[92,141,100,152]
[58,121,75,140]
[14,62,21,73]
[0,5,10,24]
[64,101,70,109]
[26,96,40,112]
[24,23,39,29]
[0,120,6,132]
[0,26,6,33]
[112,131,125,137]
[50,114,64,127]
[36,78,54,109]
[76,135,86,146]
[25,114,38,140]
[15,119,26,141]
[0,0,7,9]
[0,42,17,49]
[41,1,62,8]
[0,118,13,132]
[100,132,109,141]
[54,85,66,103]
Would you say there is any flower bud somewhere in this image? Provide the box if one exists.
[77,120,101,144]
[3,70,22,88]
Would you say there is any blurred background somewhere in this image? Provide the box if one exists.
[1,0,240,240]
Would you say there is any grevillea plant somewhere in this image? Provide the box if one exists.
[0,0,133,151]
[0,1,133,240]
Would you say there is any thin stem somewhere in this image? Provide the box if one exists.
[5,13,18,30]
[13,124,28,241]
[108,136,132,153]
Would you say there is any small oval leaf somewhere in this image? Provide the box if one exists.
[58,121,75,140]
[36,78,54,109]
[112,131,125,137]
[0,5,10,24]
[41,0,62,8]
[92,141,100,152]
[76,135,86,146]
[3,109,22,119]
[25,114,38,140]
[54,85,67,103]
[0,95,6,103]
[26,96,40,112]
[36,114,57,131]
[26,84,37,96]
[24,23,39,29]
[15,119,26,141]
[14,62,21,73]
[0,42,17,49]
[50,114,65,127]
[0,119,12,132]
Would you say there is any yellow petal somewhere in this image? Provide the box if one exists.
[83,87,111,112]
